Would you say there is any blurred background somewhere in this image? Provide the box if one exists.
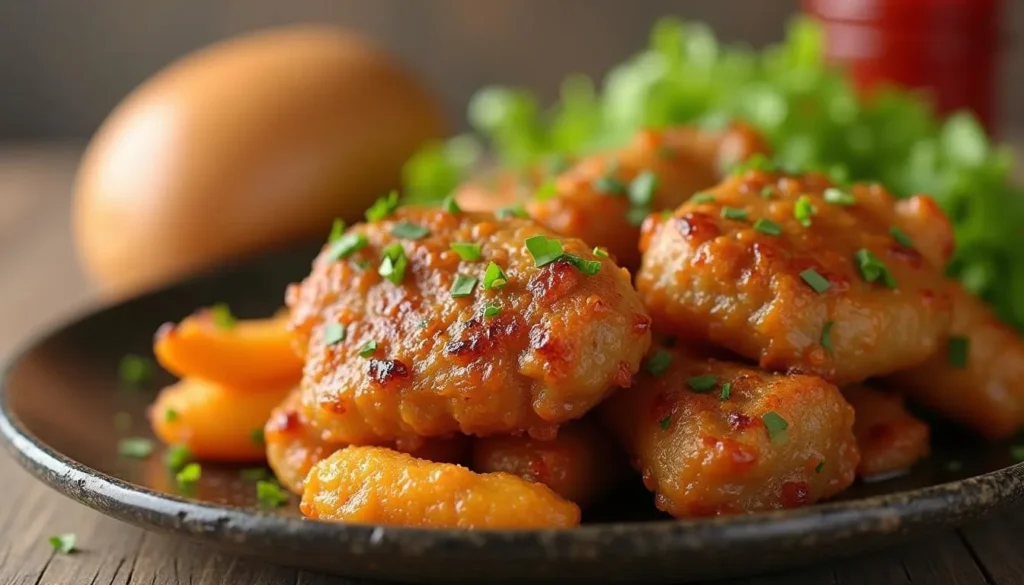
[2,0,1022,140]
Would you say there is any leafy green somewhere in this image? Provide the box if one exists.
[402,16,1024,330]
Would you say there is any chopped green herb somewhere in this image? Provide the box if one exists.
[113,412,132,432]
[352,259,371,270]
[164,409,179,423]
[495,205,528,219]
[1011,446,1024,462]
[752,218,782,236]
[720,382,732,401]
[324,323,346,346]
[820,320,835,355]
[645,350,673,376]
[325,232,368,261]
[593,247,609,258]
[854,249,897,288]
[450,242,482,261]
[359,340,378,357]
[378,243,408,285]
[947,336,970,369]
[250,428,265,445]
[730,153,777,175]
[815,460,825,473]
[686,375,717,393]
[209,303,236,330]
[760,186,774,199]
[390,221,431,240]
[721,207,748,221]
[628,171,659,208]
[658,415,672,431]
[534,181,558,201]
[525,235,565,267]
[657,146,676,159]
[890,226,915,248]
[794,195,815,226]
[483,262,509,289]
[365,191,400,222]
[176,462,201,488]
[593,176,627,195]
[240,468,270,481]
[691,193,715,204]
[563,254,602,275]
[48,534,76,554]
[762,411,789,441]
[450,274,478,298]
[256,480,290,508]
[823,187,856,206]
[165,444,191,471]
[118,437,154,459]
[800,268,831,294]
[626,206,650,226]
[328,218,346,242]
[119,354,154,386]
[483,304,501,318]
[441,193,461,213]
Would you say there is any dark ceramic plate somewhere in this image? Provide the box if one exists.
[2,242,1024,584]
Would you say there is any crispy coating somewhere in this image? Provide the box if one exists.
[265,388,468,494]
[601,347,858,517]
[300,446,581,528]
[636,171,953,385]
[844,385,929,479]
[456,123,770,269]
[888,283,1024,440]
[286,206,652,446]
[470,417,628,507]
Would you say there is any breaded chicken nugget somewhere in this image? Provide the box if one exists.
[470,417,628,507]
[456,123,770,269]
[300,446,581,528]
[601,347,858,517]
[888,283,1024,440]
[287,205,651,446]
[844,385,929,479]
[636,170,953,385]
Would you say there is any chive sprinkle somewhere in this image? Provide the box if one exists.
[800,268,831,294]
[593,247,609,258]
[854,249,897,288]
[823,187,856,206]
[378,243,408,285]
[947,336,970,369]
[658,415,672,431]
[794,195,815,226]
[495,205,529,219]
[525,235,564,267]
[359,340,378,357]
[753,218,782,236]
[390,221,431,240]
[324,323,346,346]
[210,303,236,330]
[118,438,154,458]
[815,460,825,473]
[450,242,482,261]
[49,534,76,554]
[365,191,400,222]
[628,171,659,208]
[762,411,789,441]
[890,226,915,248]
[562,254,602,275]
[441,194,461,213]
[720,382,732,401]
[720,207,749,221]
[256,480,290,509]
[450,274,478,298]
[325,232,368,261]
[483,304,501,318]
[820,320,835,355]
[691,193,715,204]
[644,350,673,376]
[483,262,508,289]
[176,463,201,489]
[686,375,717,393]
[165,444,191,471]
[328,218,346,242]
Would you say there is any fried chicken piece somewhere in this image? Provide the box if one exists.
[300,446,581,528]
[264,387,468,494]
[887,283,1024,440]
[601,347,858,517]
[636,170,953,385]
[844,385,929,479]
[456,123,770,269]
[286,205,652,446]
[470,417,628,507]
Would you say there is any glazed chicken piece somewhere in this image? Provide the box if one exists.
[887,283,1024,440]
[470,417,628,507]
[456,123,770,269]
[286,205,652,447]
[843,385,930,479]
[636,170,954,386]
[264,387,468,494]
[601,346,859,517]
[301,446,581,528]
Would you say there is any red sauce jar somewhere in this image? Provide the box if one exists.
[804,0,1003,134]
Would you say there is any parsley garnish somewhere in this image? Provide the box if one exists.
[947,336,970,369]
[365,191,400,222]
[390,221,431,240]
[644,350,673,376]
[118,438,154,458]
[324,323,346,346]
[762,412,789,441]
[562,254,602,275]
[854,249,897,288]
[686,375,717,393]
[450,242,482,261]
[325,232,369,261]
[525,235,565,267]
[483,304,501,318]
[256,480,290,508]
[800,268,831,294]
[483,262,508,289]
[450,274,478,298]
[378,243,408,285]
[441,194,461,213]
[176,463,201,489]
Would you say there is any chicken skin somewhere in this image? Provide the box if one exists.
[456,123,770,269]
[601,347,858,517]
[286,205,652,447]
[301,446,581,528]
[470,417,628,507]
[636,170,953,385]
[844,385,930,479]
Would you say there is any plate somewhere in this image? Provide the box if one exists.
[2,242,1024,584]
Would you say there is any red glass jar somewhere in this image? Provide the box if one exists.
[804,0,1003,134]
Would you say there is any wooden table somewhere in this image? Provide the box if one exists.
[1,145,1023,585]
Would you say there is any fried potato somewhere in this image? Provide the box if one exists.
[286,205,651,445]
[601,347,858,517]
[300,446,581,528]
[636,170,953,385]
[843,385,929,479]
[470,417,628,507]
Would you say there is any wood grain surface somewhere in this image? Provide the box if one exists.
[0,145,1021,584]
